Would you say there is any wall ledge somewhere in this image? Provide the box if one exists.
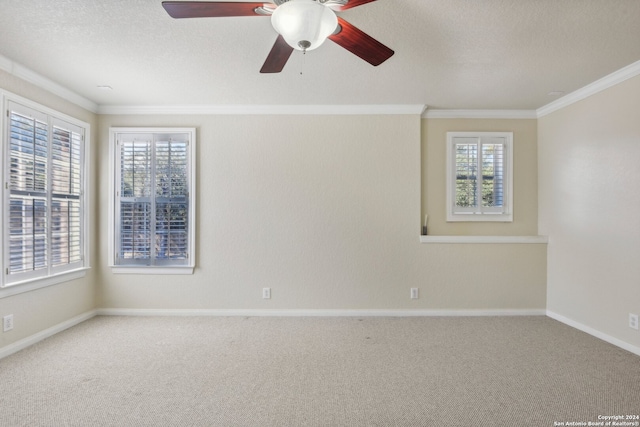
[420,235,548,244]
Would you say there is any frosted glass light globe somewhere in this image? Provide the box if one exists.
[271,0,338,51]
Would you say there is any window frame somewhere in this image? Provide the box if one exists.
[0,91,90,296]
[446,131,513,222]
[108,127,196,274]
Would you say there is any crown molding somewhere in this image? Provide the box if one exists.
[3,46,638,120]
[97,104,427,116]
[537,60,640,118]
[0,54,98,113]
[422,109,537,119]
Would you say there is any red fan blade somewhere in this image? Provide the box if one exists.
[328,17,394,66]
[162,1,270,18]
[329,0,377,12]
[260,35,294,73]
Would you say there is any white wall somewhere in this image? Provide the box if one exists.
[97,113,547,311]
[6,53,640,352]
[0,70,549,357]
[539,74,640,349]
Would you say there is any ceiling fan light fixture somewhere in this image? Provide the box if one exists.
[271,0,338,51]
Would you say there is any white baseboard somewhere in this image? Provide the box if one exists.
[0,310,97,360]
[96,308,546,317]
[547,310,640,357]
[9,309,635,361]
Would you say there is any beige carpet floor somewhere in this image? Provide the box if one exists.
[0,315,638,426]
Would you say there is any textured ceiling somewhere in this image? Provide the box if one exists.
[1,0,640,110]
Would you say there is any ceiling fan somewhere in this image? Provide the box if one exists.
[162,0,394,73]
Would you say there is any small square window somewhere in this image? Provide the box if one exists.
[446,132,513,222]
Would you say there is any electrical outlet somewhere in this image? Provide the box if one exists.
[262,287,271,299]
[410,288,419,299]
[3,314,14,332]
[629,313,639,330]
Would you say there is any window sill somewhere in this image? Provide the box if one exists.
[0,268,90,299]
[446,213,513,222]
[419,235,548,244]
[110,266,195,275]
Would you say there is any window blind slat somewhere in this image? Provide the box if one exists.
[455,142,478,208]
[9,112,48,194]
[155,202,188,260]
[119,201,152,260]
[155,140,188,197]
[121,141,151,197]
[8,197,48,274]
[481,143,504,208]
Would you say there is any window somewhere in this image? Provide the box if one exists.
[109,128,195,274]
[2,97,89,290]
[446,132,513,222]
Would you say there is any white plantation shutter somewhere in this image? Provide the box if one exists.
[119,139,152,261]
[480,140,505,209]
[446,132,513,222]
[8,109,48,275]
[114,130,194,269]
[454,138,479,212]
[4,102,86,285]
[51,120,83,267]
[155,138,188,261]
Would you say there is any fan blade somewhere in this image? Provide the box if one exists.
[260,35,294,73]
[162,1,270,18]
[329,0,377,12]
[328,17,394,66]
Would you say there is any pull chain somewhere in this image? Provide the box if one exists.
[297,40,311,76]
[300,50,306,75]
